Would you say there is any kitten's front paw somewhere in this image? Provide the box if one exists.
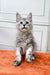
[13,60,21,66]
[25,55,32,63]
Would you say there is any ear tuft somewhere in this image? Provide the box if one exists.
[27,13,32,22]
[16,13,21,22]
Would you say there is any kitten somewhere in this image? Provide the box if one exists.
[13,13,36,66]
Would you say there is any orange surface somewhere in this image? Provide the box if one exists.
[0,50,50,75]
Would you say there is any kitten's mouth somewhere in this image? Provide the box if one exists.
[22,27,27,29]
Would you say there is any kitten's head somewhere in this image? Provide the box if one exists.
[16,13,33,32]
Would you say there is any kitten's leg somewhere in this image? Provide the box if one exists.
[13,47,21,66]
[32,49,35,61]
[32,52,35,60]
[25,46,33,63]
[32,44,37,60]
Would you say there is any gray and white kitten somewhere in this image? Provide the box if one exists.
[13,13,36,66]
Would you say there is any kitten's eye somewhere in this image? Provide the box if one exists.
[26,21,29,24]
[20,22,23,24]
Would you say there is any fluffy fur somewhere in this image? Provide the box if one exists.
[13,13,36,66]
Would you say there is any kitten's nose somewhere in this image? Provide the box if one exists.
[23,24,25,27]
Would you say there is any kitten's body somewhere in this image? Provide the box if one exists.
[13,13,36,66]
[16,30,36,55]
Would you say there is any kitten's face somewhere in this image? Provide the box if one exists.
[16,13,32,32]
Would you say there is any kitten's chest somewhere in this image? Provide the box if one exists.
[16,33,32,48]
[21,35,27,41]
[18,35,28,45]
[17,35,27,50]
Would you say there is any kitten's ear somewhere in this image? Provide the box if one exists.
[16,13,21,22]
[27,13,32,22]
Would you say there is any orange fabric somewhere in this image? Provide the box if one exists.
[0,50,50,75]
